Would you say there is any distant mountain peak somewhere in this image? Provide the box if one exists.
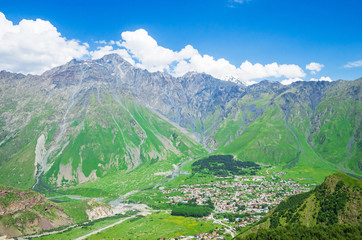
[98,53,129,63]
[181,71,208,78]
[0,70,26,79]
[221,75,252,86]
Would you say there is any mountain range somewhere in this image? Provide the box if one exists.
[0,54,361,195]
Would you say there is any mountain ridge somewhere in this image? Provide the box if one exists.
[0,54,360,192]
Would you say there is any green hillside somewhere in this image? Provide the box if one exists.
[0,58,360,198]
[214,80,361,182]
[41,91,206,192]
[237,172,362,239]
[309,80,362,173]
[0,74,206,194]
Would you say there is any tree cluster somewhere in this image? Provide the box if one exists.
[192,155,261,176]
[171,205,212,218]
[269,191,312,228]
[315,180,348,225]
[171,198,214,217]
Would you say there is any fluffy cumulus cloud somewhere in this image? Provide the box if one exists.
[280,78,304,85]
[310,76,332,82]
[344,60,362,68]
[103,29,306,85]
[0,13,308,85]
[0,12,89,74]
[90,45,135,65]
[175,57,306,83]
[306,62,324,74]
[119,29,198,72]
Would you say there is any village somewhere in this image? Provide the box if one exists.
[159,174,313,239]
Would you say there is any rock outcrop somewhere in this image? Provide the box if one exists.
[0,185,73,237]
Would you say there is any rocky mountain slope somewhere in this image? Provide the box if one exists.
[0,54,360,193]
[217,79,361,181]
[236,172,362,239]
[0,184,73,237]
[0,55,207,191]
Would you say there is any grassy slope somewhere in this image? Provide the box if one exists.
[219,105,299,165]
[87,212,221,240]
[0,104,56,189]
[50,92,206,197]
[310,80,362,175]
[0,141,37,189]
[212,81,361,183]
[0,74,207,191]
[37,212,222,240]
[0,76,360,195]
[36,215,129,240]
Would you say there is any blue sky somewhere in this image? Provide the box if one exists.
[0,0,361,84]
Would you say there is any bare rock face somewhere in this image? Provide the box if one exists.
[85,199,115,220]
[41,54,247,137]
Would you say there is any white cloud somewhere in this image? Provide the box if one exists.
[174,54,237,78]
[306,62,324,74]
[90,45,135,65]
[120,29,198,72]
[0,13,307,84]
[280,78,304,85]
[310,76,332,82]
[239,61,305,81]
[113,29,306,84]
[344,60,362,68]
[95,40,107,44]
[0,12,89,74]
[174,57,305,82]
[95,40,117,45]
